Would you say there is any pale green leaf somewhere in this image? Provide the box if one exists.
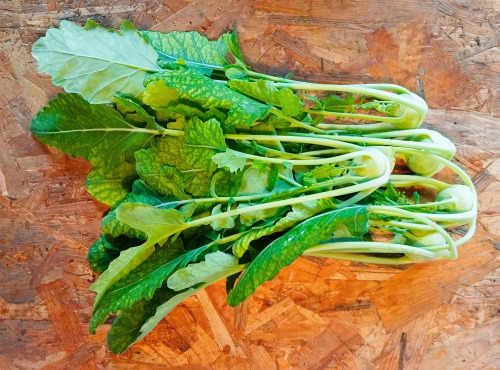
[168,251,240,291]
[209,204,235,231]
[32,20,161,104]
[211,149,247,173]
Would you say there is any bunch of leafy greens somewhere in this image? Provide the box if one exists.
[30,20,477,354]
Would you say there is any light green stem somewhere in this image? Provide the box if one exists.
[368,205,457,259]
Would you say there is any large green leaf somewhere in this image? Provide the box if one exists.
[31,93,162,206]
[143,70,270,127]
[32,20,162,104]
[135,135,213,197]
[31,94,161,167]
[90,204,186,306]
[142,30,229,75]
[227,206,369,306]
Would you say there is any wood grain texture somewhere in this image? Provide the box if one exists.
[1,0,499,369]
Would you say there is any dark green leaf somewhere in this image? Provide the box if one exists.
[87,235,140,273]
[227,206,369,306]
[90,238,185,333]
[267,163,279,190]
[31,93,161,207]
[107,286,175,354]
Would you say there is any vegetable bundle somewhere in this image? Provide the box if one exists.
[30,20,477,353]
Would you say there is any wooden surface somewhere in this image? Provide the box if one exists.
[1,0,500,369]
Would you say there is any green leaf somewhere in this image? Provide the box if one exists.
[228,79,301,116]
[168,251,241,291]
[112,248,244,353]
[90,204,186,307]
[184,117,226,172]
[209,204,235,231]
[232,224,275,258]
[219,31,248,68]
[210,169,244,197]
[91,236,216,335]
[239,166,270,194]
[85,155,137,208]
[31,93,160,169]
[231,198,336,258]
[211,149,247,173]
[159,165,191,200]
[32,20,161,104]
[135,135,212,198]
[31,93,161,207]
[90,238,185,333]
[142,30,229,75]
[107,286,175,354]
[267,163,279,191]
[302,163,350,187]
[321,93,356,113]
[143,70,270,127]
[112,95,162,131]
[131,286,199,350]
[275,198,338,229]
[238,204,282,227]
[87,235,140,273]
[227,206,369,306]
[101,180,167,240]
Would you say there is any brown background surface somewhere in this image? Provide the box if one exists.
[1,0,499,369]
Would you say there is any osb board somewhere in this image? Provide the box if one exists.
[0,0,499,369]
